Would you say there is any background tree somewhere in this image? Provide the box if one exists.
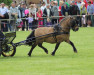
[0,0,12,5]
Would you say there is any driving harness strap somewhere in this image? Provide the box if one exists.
[53,31,70,42]
[53,25,69,42]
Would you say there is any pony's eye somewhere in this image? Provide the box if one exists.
[76,20,78,24]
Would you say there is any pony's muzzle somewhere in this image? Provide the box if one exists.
[75,28,79,31]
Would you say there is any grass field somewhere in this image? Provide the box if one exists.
[0,27,94,75]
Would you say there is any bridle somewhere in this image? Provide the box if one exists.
[60,19,79,31]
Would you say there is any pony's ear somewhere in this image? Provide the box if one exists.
[70,16,74,19]
[70,16,76,20]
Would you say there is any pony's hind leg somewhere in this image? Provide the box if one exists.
[51,43,60,56]
[66,40,77,53]
[28,43,37,56]
[38,43,48,54]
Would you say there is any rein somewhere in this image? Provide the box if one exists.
[14,31,70,47]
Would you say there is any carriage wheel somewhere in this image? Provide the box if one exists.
[2,44,16,57]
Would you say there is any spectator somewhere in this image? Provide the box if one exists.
[18,3,28,31]
[51,1,59,24]
[41,2,46,13]
[29,4,36,18]
[37,7,43,27]
[6,5,11,31]
[84,0,89,8]
[59,1,64,22]
[69,1,80,15]
[46,18,52,27]
[87,1,94,27]
[92,0,94,26]
[69,1,80,26]
[50,1,54,9]
[24,7,29,31]
[76,0,82,27]
[26,14,33,31]
[41,2,46,26]
[80,2,87,27]
[54,1,59,9]
[61,3,69,16]
[23,4,29,30]
[43,4,53,26]
[33,4,37,19]
[0,3,9,32]
[10,2,18,31]
[76,0,82,10]
[29,4,37,30]
[80,2,87,15]
[84,0,93,8]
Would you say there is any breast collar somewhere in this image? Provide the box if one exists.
[53,24,70,42]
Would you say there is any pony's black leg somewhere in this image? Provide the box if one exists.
[51,43,60,56]
[70,41,77,53]
[0,42,2,56]
[67,41,77,53]
[38,43,48,54]
[28,43,37,56]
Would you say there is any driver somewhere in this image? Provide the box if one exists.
[0,30,4,56]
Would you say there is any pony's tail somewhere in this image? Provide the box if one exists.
[26,30,36,46]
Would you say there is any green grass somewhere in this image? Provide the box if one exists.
[0,27,94,75]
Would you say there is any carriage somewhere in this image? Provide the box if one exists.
[0,32,16,57]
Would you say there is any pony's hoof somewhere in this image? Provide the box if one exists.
[45,51,48,54]
[51,52,55,56]
[74,50,77,53]
[28,53,31,57]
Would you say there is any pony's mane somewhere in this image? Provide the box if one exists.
[59,17,70,25]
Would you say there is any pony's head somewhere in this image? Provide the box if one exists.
[59,16,79,32]
[70,17,79,32]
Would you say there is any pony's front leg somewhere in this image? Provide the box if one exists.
[28,43,37,56]
[66,40,77,53]
[51,43,60,56]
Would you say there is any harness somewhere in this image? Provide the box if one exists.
[53,24,70,42]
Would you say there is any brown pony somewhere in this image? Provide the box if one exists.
[26,17,79,56]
